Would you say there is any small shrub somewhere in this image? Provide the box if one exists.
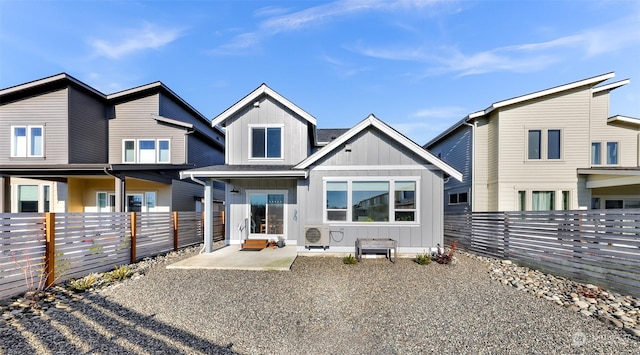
[106,265,132,282]
[342,254,358,264]
[435,240,458,265]
[69,273,99,292]
[414,252,432,265]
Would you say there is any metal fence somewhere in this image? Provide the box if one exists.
[444,209,640,298]
[0,211,225,300]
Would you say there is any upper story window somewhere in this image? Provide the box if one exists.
[607,142,618,165]
[11,125,43,157]
[122,139,170,164]
[250,126,282,159]
[591,141,618,165]
[527,128,562,161]
[324,178,419,223]
[591,142,601,165]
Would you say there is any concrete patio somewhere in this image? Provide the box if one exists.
[166,244,297,271]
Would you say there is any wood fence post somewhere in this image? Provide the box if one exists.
[173,211,179,251]
[130,212,137,263]
[45,212,55,287]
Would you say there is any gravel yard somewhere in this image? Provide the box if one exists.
[2,247,639,354]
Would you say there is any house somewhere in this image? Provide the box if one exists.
[181,84,462,253]
[425,72,640,213]
[0,73,225,213]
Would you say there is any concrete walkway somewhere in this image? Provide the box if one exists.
[166,244,297,271]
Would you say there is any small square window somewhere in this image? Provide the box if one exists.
[251,127,282,158]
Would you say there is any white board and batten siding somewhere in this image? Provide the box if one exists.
[298,127,445,253]
[224,96,310,165]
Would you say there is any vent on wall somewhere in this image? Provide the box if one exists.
[304,225,330,250]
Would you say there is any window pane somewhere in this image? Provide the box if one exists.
[145,192,156,211]
[98,192,107,211]
[18,185,39,212]
[326,182,347,209]
[252,128,266,158]
[138,140,155,163]
[562,191,569,210]
[605,200,623,209]
[532,191,554,211]
[528,130,541,159]
[327,211,347,221]
[43,185,50,212]
[13,127,27,157]
[518,191,526,211]
[607,142,618,164]
[547,130,560,159]
[449,194,458,204]
[250,194,266,234]
[158,140,170,162]
[127,195,142,212]
[267,194,284,234]
[591,142,601,165]
[352,181,389,222]
[394,181,415,209]
[458,192,468,203]
[30,127,43,156]
[266,127,281,158]
[395,211,415,222]
[124,141,135,162]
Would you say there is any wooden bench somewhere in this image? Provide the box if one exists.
[355,238,397,263]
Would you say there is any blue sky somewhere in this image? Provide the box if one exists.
[1,0,639,143]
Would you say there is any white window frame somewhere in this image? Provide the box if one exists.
[157,139,170,163]
[606,141,619,165]
[246,190,288,237]
[322,177,420,225]
[121,139,170,164]
[137,139,156,164]
[14,184,51,212]
[448,191,469,205]
[248,124,284,160]
[525,128,563,161]
[591,141,602,166]
[11,125,44,157]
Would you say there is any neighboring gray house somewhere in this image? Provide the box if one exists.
[181,84,462,253]
[0,73,225,213]
[425,72,640,213]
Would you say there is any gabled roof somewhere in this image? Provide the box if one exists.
[425,72,621,148]
[294,114,463,182]
[0,73,106,103]
[211,83,317,128]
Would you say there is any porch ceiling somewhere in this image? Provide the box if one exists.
[578,167,640,188]
[181,164,307,180]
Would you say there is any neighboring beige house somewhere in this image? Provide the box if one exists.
[425,72,640,212]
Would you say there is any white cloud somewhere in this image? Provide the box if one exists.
[213,0,450,54]
[90,23,182,59]
[352,14,640,77]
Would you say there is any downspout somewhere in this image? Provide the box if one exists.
[462,120,475,211]
[184,173,208,253]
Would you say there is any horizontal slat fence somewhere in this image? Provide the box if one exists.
[0,213,47,299]
[0,211,225,300]
[444,209,640,298]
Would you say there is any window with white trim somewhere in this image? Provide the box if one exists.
[324,178,419,223]
[122,139,170,163]
[607,142,618,165]
[250,126,282,158]
[11,125,43,157]
[527,128,562,160]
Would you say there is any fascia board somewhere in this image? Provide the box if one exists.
[592,79,630,94]
[607,115,640,125]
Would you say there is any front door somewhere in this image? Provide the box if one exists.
[248,191,286,238]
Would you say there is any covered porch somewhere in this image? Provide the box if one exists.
[181,165,307,253]
[578,167,640,209]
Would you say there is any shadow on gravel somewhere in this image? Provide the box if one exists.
[1,292,236,354]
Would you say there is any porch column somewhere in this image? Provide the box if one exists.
[204,178,213,253]
[0,175,10,213]
[114,176,126,212]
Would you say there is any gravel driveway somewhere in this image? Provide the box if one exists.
[2,248,638,354]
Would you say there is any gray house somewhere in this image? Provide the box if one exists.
[181,84,462,254]
[0,73,225,213]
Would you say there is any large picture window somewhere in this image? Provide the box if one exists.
[250,126,282,158]
[11,125,43,157]
[324,178,418,223]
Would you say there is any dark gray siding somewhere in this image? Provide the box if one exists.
[427,125,472,213]
[159,93,222,142]
[171,179,204,211]
[187,135,224,168]
[68,87,108,163]
[108,94,187,164]
[0,88,69,165]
